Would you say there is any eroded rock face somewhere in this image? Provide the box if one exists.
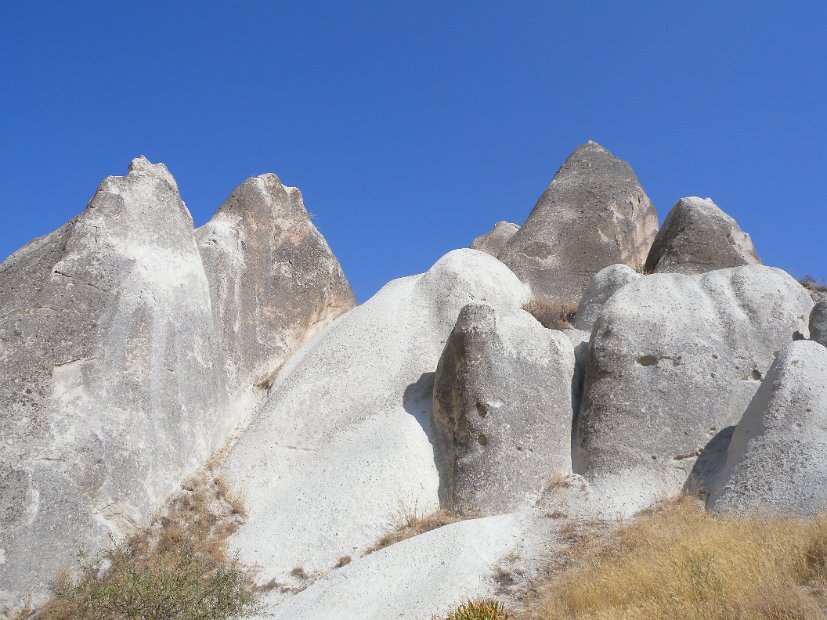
[574,264,641,332]
[432,304,574,516]
[0,158,228,609]
[499,141,658,306]
[573,265,813,512]
[810,300,827,347]
[470,221,519,257]
[220,249,529,595]
[197,174,356,392]
[708,341,827,515]
[644,197,760,275]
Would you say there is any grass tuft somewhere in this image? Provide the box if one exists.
[442,599,510,620]
[365,508,459,555]
[522,299,578,330]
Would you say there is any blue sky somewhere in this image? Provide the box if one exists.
[1,2,825,301]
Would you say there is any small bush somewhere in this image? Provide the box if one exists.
[442,599,510,620]
[366,508,459,555]
[32,474,259,620]
[522,299,577,330]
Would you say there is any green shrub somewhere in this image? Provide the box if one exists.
[41,542,258,619]
[32,474,259,620]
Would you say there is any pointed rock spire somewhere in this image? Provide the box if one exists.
[499,141,658,306]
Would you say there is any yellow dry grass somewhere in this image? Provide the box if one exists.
[522,299,578,330]
[535,496,827,620]
[365,508,460,555]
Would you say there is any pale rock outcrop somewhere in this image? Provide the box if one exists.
[708,341,827,515]
[811,300,827,347]
[220,249,529,596]
[574,264,641,332]
[645,196,760,275]
[0,158,231,609]
[432,304,575,516]
[470,221,519,257]
[574,265,813,512]
[499,141,658,306]
[197,174,355,392]
[260,513,526,620]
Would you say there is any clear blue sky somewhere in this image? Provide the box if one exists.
[1,2,824,301]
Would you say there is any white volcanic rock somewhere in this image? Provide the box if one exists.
[220,249,530,596]
[708,341,827,515]
[574,264,641,332]
[470,221,519,257]
[499,141,658,306]
[0,158,233,610]
[573,265,813,513]
[260,513,526,620]
[645,197,760,275]
[432,304,575,516]
[197,174,355,393]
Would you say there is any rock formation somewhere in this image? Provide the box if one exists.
[708,341,827,515]
[197,174,356,392]
[470,221,519,257]
[574,264,641,332]
[574,265,813,511]
[432,304,574,516]
[810,300,827,347]
[0,158,356,613]
[644,196,760,274]
[498,141,658,306]
[220,249,529,593]
[2,143,824,619]
[0,158,228,608]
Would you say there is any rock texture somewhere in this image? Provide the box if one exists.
[432,304,575,516]
[499,141,658,306]
[470,221,519,257]
[0,158,356,613]
[810,300,827,347]
[708,341,827,515]
[645,197,760,275]
[197,174,355,392]
[574,265,813,512]
[221,249,529,596]
[0,158,229,608]
[260,513,527,620]
[574,264,641,332]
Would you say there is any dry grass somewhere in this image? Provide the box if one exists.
[365,508,460,555]
[522,299,578,330]
[28,473,259,619]
[801,275,827,297]
[441,600,510,619]
[533,496,827,620]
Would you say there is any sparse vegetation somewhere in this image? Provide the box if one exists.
[535,496,827,619]
[522,299,577,330]
[28,474,259,620]
[441,599,510,620]
[801,274,827,295]
[365,508,459,555]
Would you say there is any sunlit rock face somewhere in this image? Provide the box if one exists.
[0,157,228,609]
[499,141,658,306]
